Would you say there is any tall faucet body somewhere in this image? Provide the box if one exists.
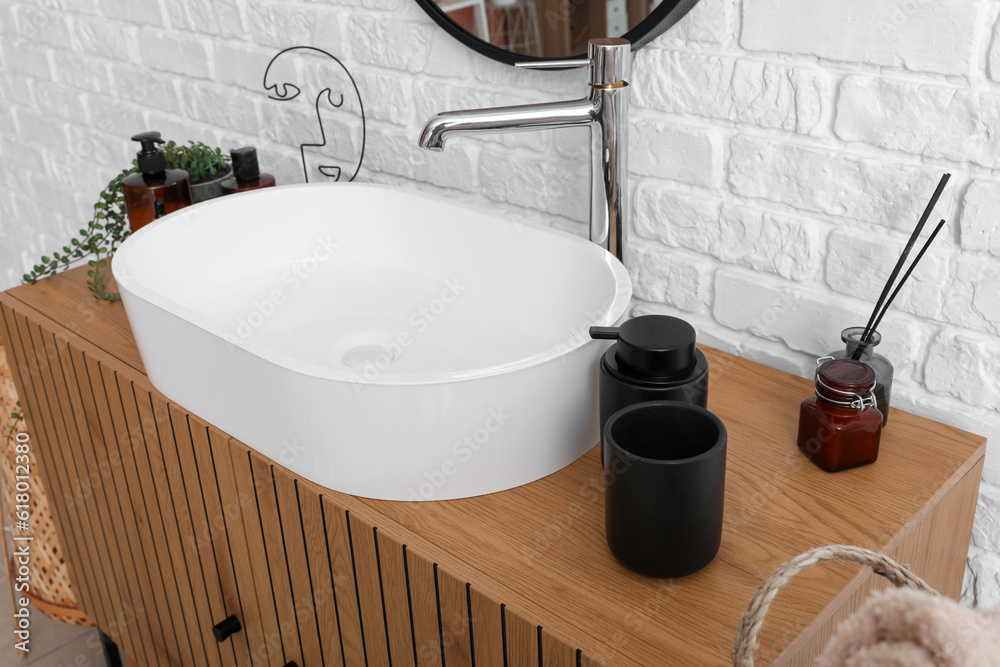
[418,39,630,262]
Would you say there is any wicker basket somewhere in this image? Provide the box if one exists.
[0,339,92,627]
[732,544,938,666]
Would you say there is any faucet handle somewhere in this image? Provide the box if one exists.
[514,38,631,86]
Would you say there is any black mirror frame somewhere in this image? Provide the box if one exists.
[414,0,701,67]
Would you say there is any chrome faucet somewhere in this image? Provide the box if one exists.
[418,38,630,261]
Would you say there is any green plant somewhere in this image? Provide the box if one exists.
[163,140,229,184]
[23,139,230,301]
[4,402,23,451]
[23,167,135,301]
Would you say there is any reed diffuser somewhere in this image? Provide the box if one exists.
[831,173,950,427]
[826,327,895,426]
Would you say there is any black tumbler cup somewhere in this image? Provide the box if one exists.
[603,400,727,578]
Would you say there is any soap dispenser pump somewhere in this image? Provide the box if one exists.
[122,131,193,232]
[221,147,276,195]
[590,315,710,451]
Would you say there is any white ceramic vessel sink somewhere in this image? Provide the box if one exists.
[113,184,631,500]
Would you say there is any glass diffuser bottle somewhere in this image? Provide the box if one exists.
[828,327,893,427]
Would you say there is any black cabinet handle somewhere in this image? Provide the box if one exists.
[212,616,242,642]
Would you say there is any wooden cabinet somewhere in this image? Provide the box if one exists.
[0,272,586,667]
[0,268,987,666]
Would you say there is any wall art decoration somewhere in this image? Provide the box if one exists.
[263,46,366,183]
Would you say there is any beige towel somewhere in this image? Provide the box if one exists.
[816,587,1000,666]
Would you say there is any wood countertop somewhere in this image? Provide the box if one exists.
[1,265,987,665]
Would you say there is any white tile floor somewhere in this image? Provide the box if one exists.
[0,565,116,666]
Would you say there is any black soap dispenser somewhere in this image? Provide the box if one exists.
[221,147,276,194]
[590,315,709,451]
[122,131,193,233]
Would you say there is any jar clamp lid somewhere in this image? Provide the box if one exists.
[814,358,877,410]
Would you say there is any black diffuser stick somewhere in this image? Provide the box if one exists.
[866,219,947,337]
[859,173,951,344]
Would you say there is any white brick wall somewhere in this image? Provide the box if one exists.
[742,0,988,76]
[1,0,999,606]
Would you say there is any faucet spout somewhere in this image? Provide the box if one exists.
[417,38,630,262]
[418,98,597,151]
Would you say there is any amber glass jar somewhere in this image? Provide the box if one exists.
[797,359,883,472]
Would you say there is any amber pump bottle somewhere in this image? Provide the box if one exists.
[221,147,276,195]
[122,131,193,232]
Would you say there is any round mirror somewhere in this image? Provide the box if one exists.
[415,0,700,65]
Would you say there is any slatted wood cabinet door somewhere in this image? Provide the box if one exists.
[0,303,262,666]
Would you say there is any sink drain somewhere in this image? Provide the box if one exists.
[342,344,395,369]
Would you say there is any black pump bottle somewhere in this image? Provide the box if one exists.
[591,315,710,453]
[122,131,193,232]
[221,147,276,194]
